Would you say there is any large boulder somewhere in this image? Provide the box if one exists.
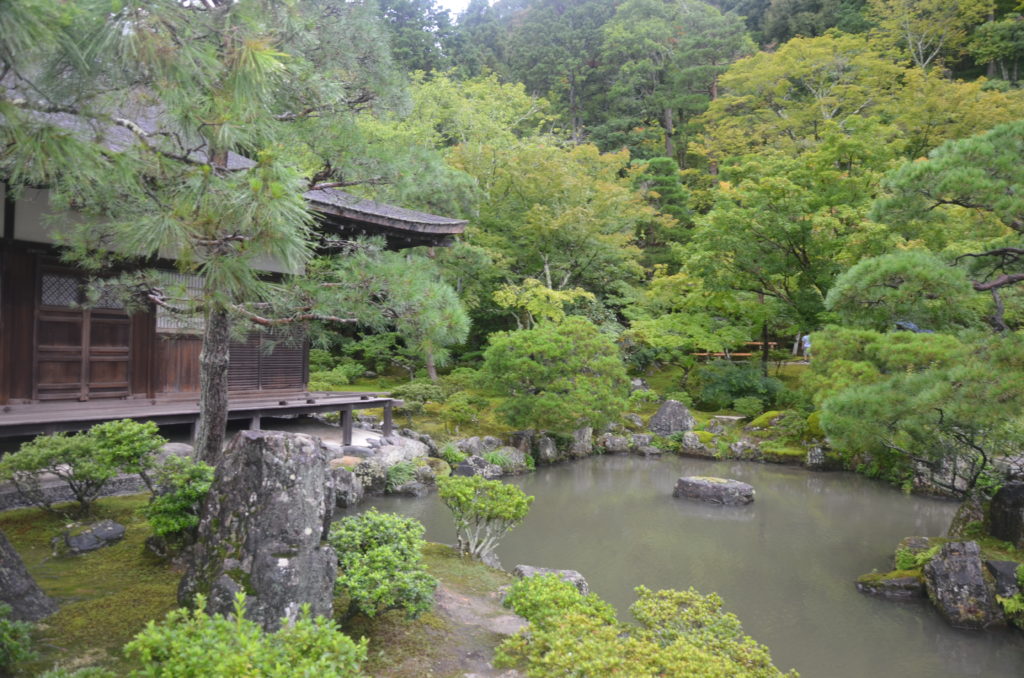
[178,431,337,632]
[673,477,755,506]
[648,400,697,436]
[923,541,1004,629]
[456,436,502,457]
[512,565,590,595]
[493,446,530,473]
[353,458,388,495]
[986,560,1021,598]
[599,433,630,454]
[566,427,593,459]
[375,435,429,467]
[947,495,987,539]
[330,466,365,508]
[0,529,56,621]
[989,482,1024,548]
[533,434,561,464]
[454,455,503,479]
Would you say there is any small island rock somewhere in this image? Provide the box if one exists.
[673,476,755,505]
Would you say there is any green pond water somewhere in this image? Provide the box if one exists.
[341,454,1024,678]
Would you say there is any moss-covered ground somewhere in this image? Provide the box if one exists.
[0,494,179,675]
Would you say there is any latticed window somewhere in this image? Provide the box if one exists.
[40,273,80,307]
[155,272,205,333]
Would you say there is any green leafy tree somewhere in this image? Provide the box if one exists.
[483,317,629,433]
[328,509,437,621]
[600,0,752,161]
[866,0,993,69]
[437,475,534,562]
[505,0,617,141]
[123,593,367,677]
[377,0,455,73]
[969,14,1024,83]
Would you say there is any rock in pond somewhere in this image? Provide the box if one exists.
[454,455,503,479]
[648,400,697,436]
[855,572,926,600]
[512,565,590,595]
[673,476,755,506]
[61,519,126,555]
[0,529,57,621]
[923,541,1004,629]
[178,430,337,632]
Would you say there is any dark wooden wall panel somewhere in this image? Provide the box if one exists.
[154,335,202,394]
[131,310,155,397]
[3,249,35,401]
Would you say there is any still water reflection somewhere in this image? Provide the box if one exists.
[342,455,1024,678]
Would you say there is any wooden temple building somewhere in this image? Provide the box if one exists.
[0,183,466,442]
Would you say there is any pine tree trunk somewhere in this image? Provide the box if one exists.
[196,306,232,465]
[425,348,438,382]
[662,107,675,161]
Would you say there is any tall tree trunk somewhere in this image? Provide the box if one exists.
[662,107,675,161]
[761,321,770,378]
[425,348,438,382]
[196,305,232,465]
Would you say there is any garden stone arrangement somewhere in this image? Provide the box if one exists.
[673,476,756,505]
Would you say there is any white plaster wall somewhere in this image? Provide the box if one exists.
[12,188,84,244]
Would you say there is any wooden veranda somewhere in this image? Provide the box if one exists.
[0,390,398,445]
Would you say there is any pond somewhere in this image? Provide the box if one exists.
[341,454,1024,678]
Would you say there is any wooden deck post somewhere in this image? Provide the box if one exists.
[341,407,353,446]
[249,414,261,430]
[383,401,393,438]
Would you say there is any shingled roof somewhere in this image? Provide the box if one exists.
[305,188,467,248]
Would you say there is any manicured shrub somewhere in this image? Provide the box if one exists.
[123,593,366,677]
[142,456,215,539]
[328,509,437,621]
[0,602,35,673]
[0,419,165,515]
[496,583,796,678]
[502,574,616,628]
[437,475,533,561]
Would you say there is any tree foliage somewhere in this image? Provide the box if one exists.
[437,475,533,562]
[483,317,629,433]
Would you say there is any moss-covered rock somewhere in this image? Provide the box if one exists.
[855,569,926,599]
